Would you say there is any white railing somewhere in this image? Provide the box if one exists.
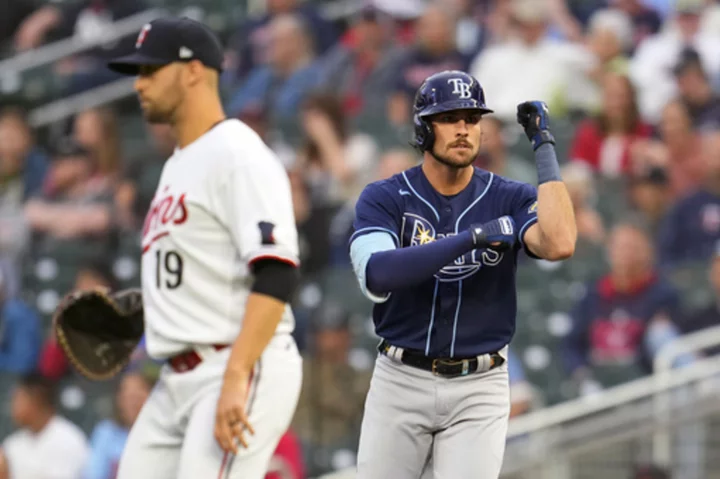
[316,347,720,479]
[0,9,164,75]
[28,78,136,127]
[652,324,720,468]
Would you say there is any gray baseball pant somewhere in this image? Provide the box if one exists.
[356,350,510,479]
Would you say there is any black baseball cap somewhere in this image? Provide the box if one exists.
[108,17,224,75]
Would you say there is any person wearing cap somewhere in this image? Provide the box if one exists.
[658,131,720,267]
[629,0,720,123]
[106,17,303,479]
[673,47,720,132]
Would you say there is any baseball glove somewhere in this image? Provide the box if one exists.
[53,288,145,381]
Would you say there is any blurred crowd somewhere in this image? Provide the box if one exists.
[1,0,720,477]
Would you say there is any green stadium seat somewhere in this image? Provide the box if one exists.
[57,374,119,436]
[668,262,714,313]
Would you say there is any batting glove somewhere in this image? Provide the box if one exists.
[516,101,556,151]
[469,216,516,251]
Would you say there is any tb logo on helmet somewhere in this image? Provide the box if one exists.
[447,78,472,99]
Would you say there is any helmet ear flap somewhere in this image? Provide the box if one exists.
[413,114,434,151]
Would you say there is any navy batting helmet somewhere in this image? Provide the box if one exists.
[412,70,493,151]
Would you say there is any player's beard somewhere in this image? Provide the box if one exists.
[140,87,183,124]
[142,100,178,124]
[430,145,479,169]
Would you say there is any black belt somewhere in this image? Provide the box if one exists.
[378,339,505,379]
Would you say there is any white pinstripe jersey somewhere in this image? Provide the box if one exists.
[140,119,299,359]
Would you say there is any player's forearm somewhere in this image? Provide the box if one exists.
[534,145,576,260]
[365,231,475,294]
[225,292,286,378]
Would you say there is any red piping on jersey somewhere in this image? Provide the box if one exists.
[249,255,298,268]
[217,452,230,479]
[141,231,169,254]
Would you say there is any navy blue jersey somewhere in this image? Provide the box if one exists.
[350,165,538,358]
[658,189,720,266]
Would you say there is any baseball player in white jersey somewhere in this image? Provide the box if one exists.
[106,17,302,478]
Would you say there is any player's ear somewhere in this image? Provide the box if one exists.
[184,60,205,87]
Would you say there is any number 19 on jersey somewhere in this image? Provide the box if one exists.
[155,249,183,289]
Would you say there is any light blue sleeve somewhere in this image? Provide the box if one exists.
[349,232,396,304]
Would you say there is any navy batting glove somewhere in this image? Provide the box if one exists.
[469,216,516,251]
[516,101,556,151]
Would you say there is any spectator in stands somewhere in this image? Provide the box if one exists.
[609,0,663,51]
[507,348,535,418]
[73,107,122,182]
[657,100,706,199]
[678,241,720,341]
[14,0,146,51]
[629,0,720,123]
[673,47,720,132]
[627,161,672,235]
[291,94,378,275]
[0,266,41,375]
[264,430,305,479]
[327,148,418,269]
[82,371,152,479]
[474,116,535,185]
[0,373,89,479]
[14,0,146,93]
[226,0,338,83]
[296,93,378,206]
[0,0,38,53]
[658,131,720,266]
[0,107,47,295]
[561,162,606,246]
[469,0,593,122]
[440,0,488,63]
[116,123,175,230]
[39,261,117,380]
[226,13,320,120]
[23,137,113,242]
[387,2,467,126]
[585,9,634,87]
[569,73,652,178]
[563,220,682,390]
[0,107,49,200]
[291,302,371,448]
[318,6,406,119]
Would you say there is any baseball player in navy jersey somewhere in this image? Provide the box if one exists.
[349,70,577,478]
[105,18,302,479]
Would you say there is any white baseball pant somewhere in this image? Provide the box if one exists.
[356,351,510,479]
[116,334,302,479]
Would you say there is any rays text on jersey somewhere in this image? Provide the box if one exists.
[400,213,504,281]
